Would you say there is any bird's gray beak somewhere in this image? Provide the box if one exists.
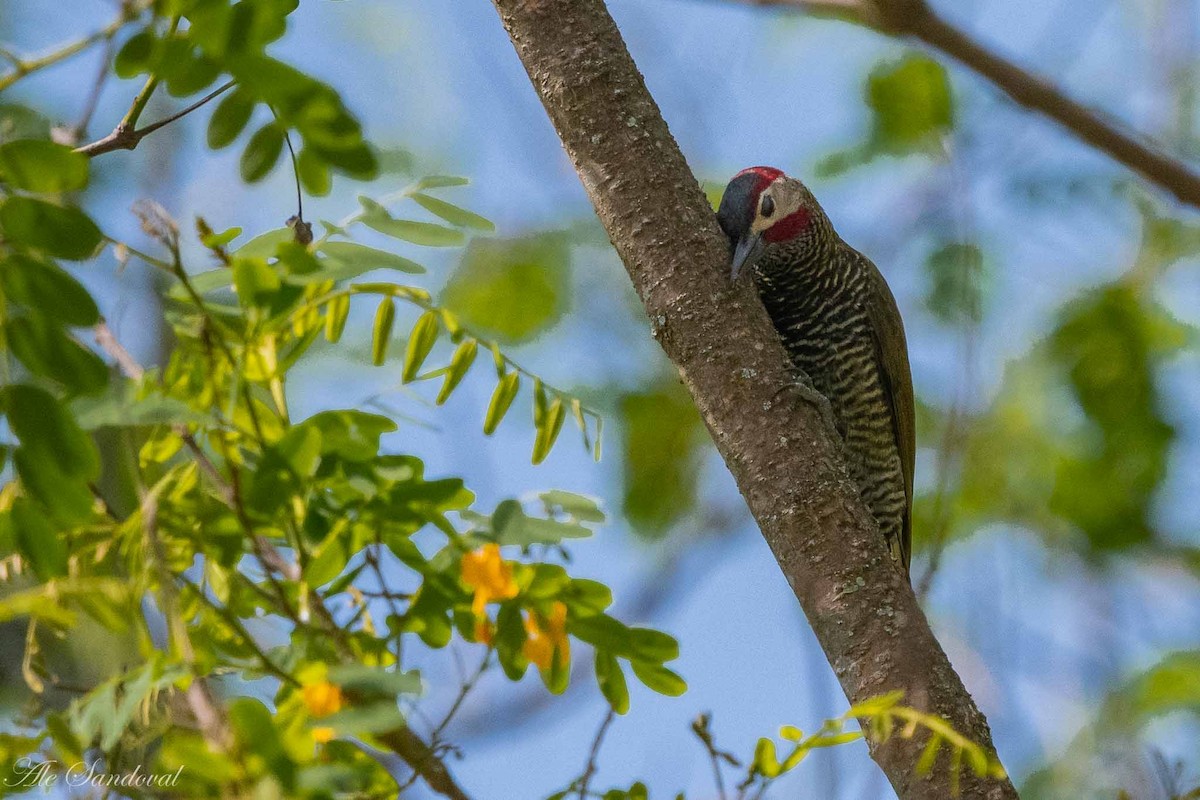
[730,233,764,281]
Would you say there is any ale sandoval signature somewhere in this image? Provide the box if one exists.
[5,758,184,791]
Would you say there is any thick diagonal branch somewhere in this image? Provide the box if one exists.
[487,1,1017,798]
[735,0,1200,209]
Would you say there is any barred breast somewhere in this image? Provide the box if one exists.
[753,243,910,567]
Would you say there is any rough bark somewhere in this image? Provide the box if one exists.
[487,1,1019,798]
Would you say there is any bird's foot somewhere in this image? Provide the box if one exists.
[774,375,841,441]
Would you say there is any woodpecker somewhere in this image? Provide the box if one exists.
[716,166,915,575]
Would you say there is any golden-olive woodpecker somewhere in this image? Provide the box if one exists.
[717,167,915,576]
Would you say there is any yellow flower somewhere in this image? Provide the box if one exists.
[523,601,569,671]
[312,726,335,744]
[302,681,345,718]
[473,619,495,646]
[461,544,519,617]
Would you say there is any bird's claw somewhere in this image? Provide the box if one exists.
[774,376,842,442]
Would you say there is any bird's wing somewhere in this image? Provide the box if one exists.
[851,246,916,569]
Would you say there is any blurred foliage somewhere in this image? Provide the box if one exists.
[1023,650,1200,800]
[915,270,1193,558]
[443,234,571,344]
[618,377,708,538]
[0,4,676,792]
[818,53,953,177]
[924,242,987,327]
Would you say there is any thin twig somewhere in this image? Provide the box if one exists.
[577,710,616,800]
[76,79,236,157]
[431,650,492,744]
[916,136,979,601]
[0,3,146,93]
[280,121,305,223]
[60,38,114,145]
[180,577,300,687]
[95,319,145,380]
[692,713,736,800]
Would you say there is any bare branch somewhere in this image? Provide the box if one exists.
[577,710,616,800]
[76,79,236,158]
[487,1,1016,797]
[373,726,474,800]
[726,0,1200,208]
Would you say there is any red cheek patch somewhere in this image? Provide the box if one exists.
[764,207,811,242]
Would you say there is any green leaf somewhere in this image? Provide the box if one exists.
[628,662,686,695]
[0,104,53,140]
[561,578,612,616]
[232,257,281,306]
[162,48,220,97]
[371,296,396,366]
[363,216,466,247]
[207,87,256,149]
[443,235,569,344]
[916,733,943,775]
[5,315,108,393]
[0,197,102,260]
[866,54,954,150]
[595,651,630,714]
[202,226,243,248]
[494,602,529,680]
[71,379,207,430]
[303,410,396,460]
[532,396,565,464]
[753,738,782,778]
[323,702,406,737]
[437,339,477,404]
[324,294,350,343]
[240,123,285,182]
[328,665,422,698]
[492,499,591,546]
[234,227,293,258]
[541,490,606,523]
[620,381,707,537]
[3,384,100,479]
[4,384,99,522]
[297,146,332,196]
[417,175,469,189]
[0,253,99,326]
[627,627,679,662]
[401,310,439,383]
[0,140,89,192]
[412,193,495,231]
[318,241,424,275]
[483,371,520,435]
[924,242,986,326]
[11,498,67,580]
[113,30,156,78]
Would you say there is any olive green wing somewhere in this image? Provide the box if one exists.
[855,247,916,571]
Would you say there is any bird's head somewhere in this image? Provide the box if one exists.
[716,167,829,280]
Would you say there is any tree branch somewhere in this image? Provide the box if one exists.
[373,726,473,800]
[487,1,1016,798]
[0,5,140,93]
[76,79,236,158]
[727,0,1200,209]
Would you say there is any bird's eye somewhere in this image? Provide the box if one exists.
[760,195,775,218]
